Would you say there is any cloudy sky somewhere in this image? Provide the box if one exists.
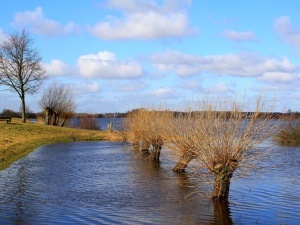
[0,0,299,113]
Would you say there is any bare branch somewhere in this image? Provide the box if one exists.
[0,29,46,122]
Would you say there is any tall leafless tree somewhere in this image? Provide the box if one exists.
[40,82,75,127]
[0,29,46,123]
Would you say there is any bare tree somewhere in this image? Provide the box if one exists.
[124,95,281,200]
[0,29,46,123]
[78,115,101,130]
[40,82,75,127]
[165,95,281,200]
[124,109,153,152]
[164,111,200,172]
[124,108,173,161]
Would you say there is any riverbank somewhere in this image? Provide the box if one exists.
[0,118,125,170]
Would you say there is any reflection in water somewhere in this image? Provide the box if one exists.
[212,200,232,225]
[0,141,299,224]
[14,164,27,225]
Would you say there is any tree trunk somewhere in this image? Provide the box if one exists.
[21,95,26,123]
[173,151,194,172]
[150,144,161,162]
[45,107,50,125]
[55,115,60,126]
[141,141,150,152]
[133,140,139,151]
[52,112,58,126]
[60,117,67,127]
[213,199,232,224]
[212,164,234,200]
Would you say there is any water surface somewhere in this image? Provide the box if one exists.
[0,141,299,224]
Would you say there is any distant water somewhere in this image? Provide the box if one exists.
[30,118,124,131]
[70,118,124,131]
[0,141,299,224]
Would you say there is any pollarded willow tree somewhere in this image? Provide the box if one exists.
[0,29,46,123]
[163,111,200,172]
[165,95,282,200]
[124,108,173,161]
[124,109,146,151]
[40,82,76,127]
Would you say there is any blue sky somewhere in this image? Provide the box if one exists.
[0,0,300,113]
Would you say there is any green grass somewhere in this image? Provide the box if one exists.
[0,118,124,170]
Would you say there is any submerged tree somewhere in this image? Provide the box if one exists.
[273,118,300,146]
[124,109,147,151]
[124,95,281,200]
[0,29,46,123]
[124,108,173,161]
[165,95,281,200]
[164,111,200,172]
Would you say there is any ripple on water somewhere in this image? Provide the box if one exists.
[0,141,300,224]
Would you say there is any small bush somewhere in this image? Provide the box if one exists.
[274,120,300,146]
[36,115,45,124]
[79,117,101,130]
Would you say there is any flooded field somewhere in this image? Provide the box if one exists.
[0,141,299,224]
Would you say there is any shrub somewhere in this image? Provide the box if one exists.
[79,117,100,130]
[274,120,300,146]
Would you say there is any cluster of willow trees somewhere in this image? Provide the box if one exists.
[124,96,282,200]
[40,82,75,127]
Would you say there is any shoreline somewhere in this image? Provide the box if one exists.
[0,118,125,170]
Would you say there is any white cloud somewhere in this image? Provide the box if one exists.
[204,83,230,93]
[77,51,144,79]
[151,87,179,99]
[91,0,196,40]
[110,81,148,92]
[150,50,298,77]
[179,80,202,90]
[222,29,256,42]
[0,29,8,43]
[105,0,192,13]
[258,72,299,82]
[104,0,158,12]
[90,12,194,40]
[43,59,71,76]
[274,16,300,54]
[12,7,79,36]
[73,82,100,94]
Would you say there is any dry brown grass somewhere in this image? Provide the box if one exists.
[0,118,124,170]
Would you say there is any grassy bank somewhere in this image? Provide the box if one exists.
[0,118,125,170]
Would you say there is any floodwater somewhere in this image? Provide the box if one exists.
[0,141,299,224]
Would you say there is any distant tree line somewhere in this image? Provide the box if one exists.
[126,108,296,119]
[0,108,36,119]
[3,107,299,121]
[75,112,127,118]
